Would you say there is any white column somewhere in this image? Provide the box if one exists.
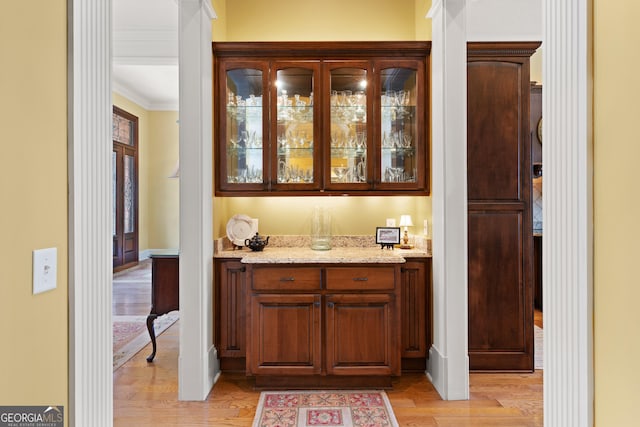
[177,0,218,400]
[67,0,113,425]
[427,0,470,400]
[543,0,594,425]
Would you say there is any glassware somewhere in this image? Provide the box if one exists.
[311,206,332,250]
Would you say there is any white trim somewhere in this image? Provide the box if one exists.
[543,0,594,425]
[67,0,113,424]
[428,0,470,400]
[427,0,442,18]
[176,0,216,400]
[112,81,154,110]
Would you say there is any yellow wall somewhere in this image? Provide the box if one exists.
[218,196,431,238]
[212,0,433,241]
[223,0,417,41]
[415,0,433,40]
[593,1,640,424]
[147,111,180,250]
[0,0,68,413]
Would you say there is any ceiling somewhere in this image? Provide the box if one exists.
[112,0,179,110]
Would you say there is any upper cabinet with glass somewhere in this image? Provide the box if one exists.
[213,42,430,196]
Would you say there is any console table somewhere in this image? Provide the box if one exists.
[146,254,179,362]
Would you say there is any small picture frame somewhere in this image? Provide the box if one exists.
[376,227,401,249]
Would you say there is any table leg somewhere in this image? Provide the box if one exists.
[146,313,158,362]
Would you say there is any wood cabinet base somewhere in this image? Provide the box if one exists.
[401,357,428,373]
[254,375,394,390]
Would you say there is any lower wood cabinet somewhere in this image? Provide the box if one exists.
[249,293,322,376]
[325,293,398,376]
[214,257,432,382]
[247,263,400,388]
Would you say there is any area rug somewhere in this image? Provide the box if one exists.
[252,390,399,427]
[535,325,544,370]
[113,312,179,371]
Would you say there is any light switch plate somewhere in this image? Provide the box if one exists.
[33,247,57,294]
[386,218,396,227]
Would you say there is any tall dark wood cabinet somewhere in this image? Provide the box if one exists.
[467,42,540,371]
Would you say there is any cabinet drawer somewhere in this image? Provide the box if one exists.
[252,267,322,291]
[326,266,396,291]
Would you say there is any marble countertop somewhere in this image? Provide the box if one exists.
[236,247,429,264]
[213,235,431,263]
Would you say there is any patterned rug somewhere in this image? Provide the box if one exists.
[252,390,399,427]
[112,312,179,371]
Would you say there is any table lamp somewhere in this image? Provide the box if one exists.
[399,214,413,249]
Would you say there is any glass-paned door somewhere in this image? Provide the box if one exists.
[376,60,426,191]
[325,62,372,190]
[271,62,321,190]
[113,106,139,271]
[218,61,269,192]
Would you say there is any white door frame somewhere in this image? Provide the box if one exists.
[68,0,592,424]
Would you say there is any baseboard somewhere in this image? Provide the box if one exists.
[427,345,446,397]
[427,344,469,400]
[208,345,220,392]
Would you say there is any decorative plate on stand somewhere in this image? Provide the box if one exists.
[226,214,257,247]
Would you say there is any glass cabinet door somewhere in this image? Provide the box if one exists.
[376,60,426,191]
[271,62,321,190]
[218,62,269,191]
[324,62,372,189]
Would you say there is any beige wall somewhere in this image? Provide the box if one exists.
[212,0,433,241]
[147,111,180,251]
[593,1,640,425]
[0,0,68,414]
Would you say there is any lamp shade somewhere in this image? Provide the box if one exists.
[399,214,413,227]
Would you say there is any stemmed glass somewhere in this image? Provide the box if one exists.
[333,166,350,183]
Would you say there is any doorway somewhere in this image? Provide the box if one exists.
[112,106,139,271]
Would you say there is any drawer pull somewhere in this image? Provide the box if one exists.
[327,302,335,308]
[314,302,320,307]
[279,277,295,282]
[352,277,368,282]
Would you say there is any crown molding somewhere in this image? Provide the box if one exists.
[113,28,178,64]
[112,81,153,110]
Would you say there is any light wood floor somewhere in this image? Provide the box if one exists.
[113,261,543,426]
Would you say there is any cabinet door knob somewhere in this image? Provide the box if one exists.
[314,302,320,307]
[327,302,334,308]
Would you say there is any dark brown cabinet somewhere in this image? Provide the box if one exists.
[249,293,322,376]
[466,42,540,371]
[213,41,431,196]
[214,256,432,380]
[400,258,431,372]
[245,263,401,388]
[215,259,247,371]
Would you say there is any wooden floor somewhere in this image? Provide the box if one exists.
[113,261,543,426]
